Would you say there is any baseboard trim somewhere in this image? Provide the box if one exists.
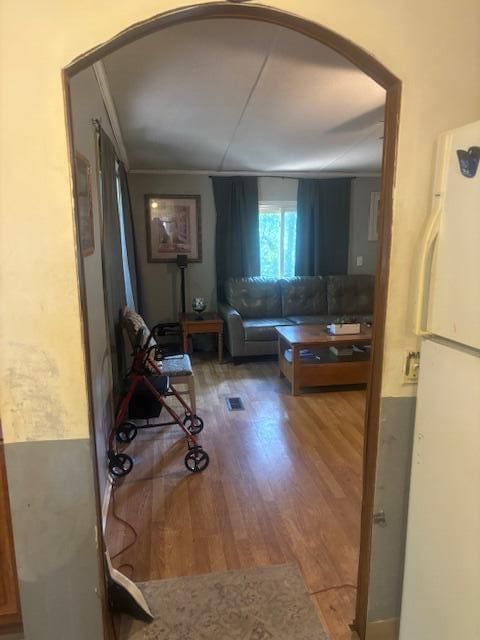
[101,479,112,533]
[365,618,399,640]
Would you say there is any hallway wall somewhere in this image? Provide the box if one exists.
[69,67,116,509]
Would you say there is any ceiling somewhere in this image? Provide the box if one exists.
[102,19,386,174]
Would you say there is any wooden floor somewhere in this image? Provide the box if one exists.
[106,355,365,640]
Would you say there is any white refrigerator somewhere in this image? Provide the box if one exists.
[399,120,480,640]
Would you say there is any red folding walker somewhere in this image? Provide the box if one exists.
[107,330,209,477]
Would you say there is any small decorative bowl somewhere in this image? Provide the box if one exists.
[192,297,206,319]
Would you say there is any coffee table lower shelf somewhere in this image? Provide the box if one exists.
[279,353,370,395]
[276,325,372,395]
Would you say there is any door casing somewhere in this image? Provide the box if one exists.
[62,5,401,638]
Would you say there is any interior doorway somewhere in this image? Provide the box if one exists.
[64,5,400,639]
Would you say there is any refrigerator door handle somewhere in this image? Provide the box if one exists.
[414,207,441,335]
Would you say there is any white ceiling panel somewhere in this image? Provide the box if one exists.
[101,19,386,173]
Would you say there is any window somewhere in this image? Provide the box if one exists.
[259,201,297,278]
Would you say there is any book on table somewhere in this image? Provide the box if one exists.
[284,348,322,363]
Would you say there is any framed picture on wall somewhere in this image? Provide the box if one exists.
[368,191,381,242]
[74,153,95,256]
[145,194,202,262]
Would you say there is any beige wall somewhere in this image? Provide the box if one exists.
[1,2,480,633]
[2,1,479,446]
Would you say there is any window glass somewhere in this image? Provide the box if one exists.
[283,210,297,278]
[259,203,297,278]
[259,209,281,278]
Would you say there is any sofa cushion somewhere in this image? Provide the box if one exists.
[225,277,282,319]
[327,275,374,315]
[280,276,328,316]
[243,318,294,342]
[286,315,337,325]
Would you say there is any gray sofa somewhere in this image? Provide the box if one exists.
[218,275,374,359]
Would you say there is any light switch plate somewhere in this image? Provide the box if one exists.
[404,350,420,382]
[356,256,364,266]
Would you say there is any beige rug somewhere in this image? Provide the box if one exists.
[119,563,329,640]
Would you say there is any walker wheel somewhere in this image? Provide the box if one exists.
[109,453,133,477]
[116,421,137,443]
[183,414,204,435]
[184,447,209,473]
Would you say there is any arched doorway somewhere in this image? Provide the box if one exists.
[64,4,400,638]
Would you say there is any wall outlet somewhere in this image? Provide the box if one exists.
[404,351,420,382]
[356,255,364,266]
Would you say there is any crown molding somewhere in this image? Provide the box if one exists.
[127,169,381,178]
[93,61,130,168]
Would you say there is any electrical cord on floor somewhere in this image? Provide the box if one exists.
[106,478,356,634]
[108,476,358,593]
[106,478,140,640]
[309,584,357,596]
[109,478,138,579]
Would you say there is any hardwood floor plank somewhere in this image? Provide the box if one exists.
[105,356,365,639]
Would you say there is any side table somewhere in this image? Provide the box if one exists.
[179,312,224,363]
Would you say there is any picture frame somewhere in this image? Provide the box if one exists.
[368,191,381,242]
[145,194,202,262]
[74,153,95,257]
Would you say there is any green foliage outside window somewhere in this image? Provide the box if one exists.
[283,210,297,278]
[259,206,297,278]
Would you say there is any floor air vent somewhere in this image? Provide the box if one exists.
[226,397,245,411]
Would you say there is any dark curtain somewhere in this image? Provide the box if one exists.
[212,176,260,299]
[98,128,126,393]
[295,178,352,276]
[118,161,141,312]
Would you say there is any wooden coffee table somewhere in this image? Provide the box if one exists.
[180,312,224,363]
[276,324,372,395]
